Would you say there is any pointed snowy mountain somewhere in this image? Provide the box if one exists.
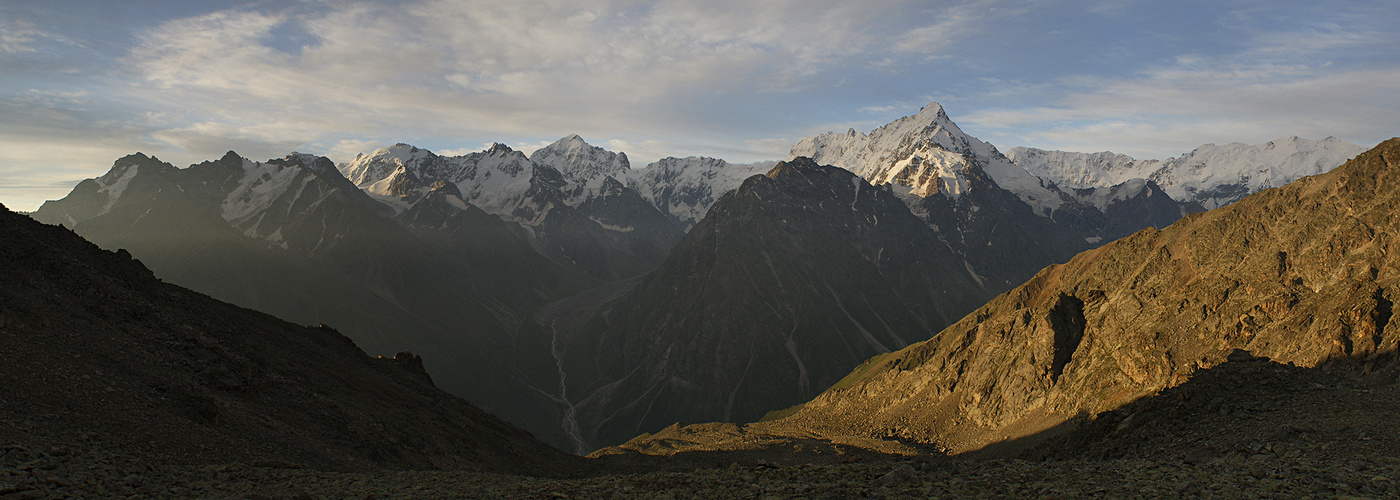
[529,134,631,183]
[789,102,1061,216]
[626,156,776,231]
[789,103,1094,291]
[1008,136,1365,210]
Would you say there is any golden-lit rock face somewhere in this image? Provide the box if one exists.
[872,147,970,199]
[782,138,1400,453]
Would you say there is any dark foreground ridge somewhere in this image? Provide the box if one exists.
[0,203,578,478]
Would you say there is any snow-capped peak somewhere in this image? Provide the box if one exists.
[529,134,631,183]
[788,102,1062,215]
[626,156,775,230]
[338,142,546,219]
[340,143,437,188]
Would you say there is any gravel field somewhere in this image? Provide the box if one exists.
[5,447,1398,499]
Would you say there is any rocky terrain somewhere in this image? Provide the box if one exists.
[753,137,1400,453]
[6,350,1397,497]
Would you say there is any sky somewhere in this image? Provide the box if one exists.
[2,0,1397,211]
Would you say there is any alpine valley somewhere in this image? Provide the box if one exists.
[23,102,1373,465]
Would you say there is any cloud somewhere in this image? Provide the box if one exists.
[151,122,308,162]
[114,0,987,152]
[3,0,1397,213]
[501,140,560,158]
[965,63,1400,158]
[889,3,984,55]
[741,138,795,158]
[326,139,389,163]
[959,11,1400,159]
[0,19,42,53]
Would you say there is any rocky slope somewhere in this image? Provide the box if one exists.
[555,158,994,450]
[774,137,1400,452]
[0,203,575,475]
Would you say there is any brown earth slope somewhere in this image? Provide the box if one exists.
[604,137,1400,458]
[0,203,576,477]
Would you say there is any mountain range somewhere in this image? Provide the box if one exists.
[1008,136,1365,210]
[605,137,1400,458]
[26,103,1365,453]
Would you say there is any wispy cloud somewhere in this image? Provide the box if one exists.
[1,0,1396,212]
[112,2,871,159]
[0,19,43,53]
[959,8,1400,159]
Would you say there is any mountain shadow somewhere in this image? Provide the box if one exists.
[0,203,577,474]
[555,158,994,450]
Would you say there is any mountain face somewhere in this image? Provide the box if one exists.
[556,158,995,449]
[29,151,599,452]
[29,152,451,357]
[784,105,1359,294]
[790,103,1063,218]
[342,141,683,281]
[625,157,777,231]
[789,103,1107,291]
[530,134,631,183]
[0,203,573,473]
[767,138,1400,453]
[1007,136,1365,210]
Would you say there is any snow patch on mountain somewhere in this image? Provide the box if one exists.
[222,157,310,225]
[878,146,970,198]
[1008,136,1365,209]
[97,163,140,215]
[1066,178,1151,212]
